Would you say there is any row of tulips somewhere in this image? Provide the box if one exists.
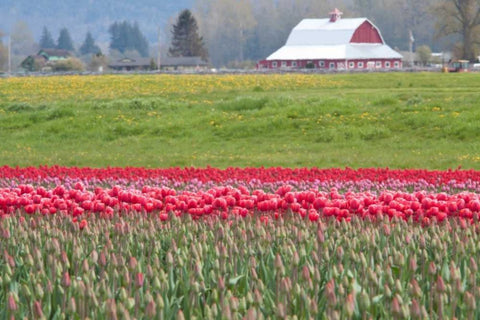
[1,165,480,185]
[1,212,479,319]
[1,183,480,224]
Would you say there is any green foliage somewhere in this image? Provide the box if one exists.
[51,58,85,72]
[169,9,208,60]
[1,73,480,169]
[108,21,149,57]
[39,26,55,49]
[0,213,479,319]
[56,28,75,52]
[416,45,432,66]
[79,32,102,56]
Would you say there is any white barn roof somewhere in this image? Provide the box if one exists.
[267,18,402,61]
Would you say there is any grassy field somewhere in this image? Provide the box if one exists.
[0,72,479,169]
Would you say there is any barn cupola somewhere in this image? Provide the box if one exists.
[329,8,343,22]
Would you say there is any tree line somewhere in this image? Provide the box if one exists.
[193,0,480,67]
[1,0,480,71]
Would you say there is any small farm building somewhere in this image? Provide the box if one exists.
[21,49,72,71]
[257,9,402,70]
[108,56,208,71]
[108,57,153,71]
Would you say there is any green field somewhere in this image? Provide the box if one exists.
[1,72,479,169]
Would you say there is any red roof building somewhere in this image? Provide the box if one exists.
[258,9,402,70]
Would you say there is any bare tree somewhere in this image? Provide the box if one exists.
[434,0,480,61]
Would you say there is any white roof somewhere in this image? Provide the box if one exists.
[285,18,371,46]
[267,44,403,60]
[267,18,402,60]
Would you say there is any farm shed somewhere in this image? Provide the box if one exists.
[160,56,208,71]
[108,57,153,71]
[21,49,72,71]
[257,8,402,70]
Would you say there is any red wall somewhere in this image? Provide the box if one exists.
[350,21,383,44]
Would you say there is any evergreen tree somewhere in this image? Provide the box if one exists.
[108,21,149,57]
[57,28,75,52]
[79,32,101,55]
[132,22,149,57]
[39,26,55,49]
[169,9,208,60]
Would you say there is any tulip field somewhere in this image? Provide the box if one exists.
[1,73,480,319]
[1,166,480,319]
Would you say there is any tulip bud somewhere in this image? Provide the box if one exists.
[218,276,225,291]
[359,291,370,310]
[145,299,156,318]
[82,259,89,273]
[99,251,107,267]
[436,275,446,293]
[293,251,300,266]
[409,279,422,298]
[90,250,98,264]
[428,262,437,275]
[126,297,135,310]
[166,252,174,266]
[106,299,118,320]
[409,257,417,272]
[135,272,144,287]
[129,257,138,271]
[35,283,44,299]
[67,297,76,313]
[345,293,355,317]
[246,308,257,320]
[62,272,71,287]
[119,287,128,302]
[156,294,164,310]
[384,284,392,298]
[395,279,403,294]
[325,279,337,306]
[336,246,344,259]
[276,303,286,318]
[470,257,478,273]
[391,295,402,317]
[7,293,17,312]
[33,301,44,318]
[465,291,476,310]
[254,289,263,305]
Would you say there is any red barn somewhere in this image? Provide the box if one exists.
[258,9,402,70]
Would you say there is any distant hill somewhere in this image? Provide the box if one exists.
[0,0,193,48]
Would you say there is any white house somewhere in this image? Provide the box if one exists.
[258,9,403,70]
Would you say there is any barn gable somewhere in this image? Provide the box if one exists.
[350,21,383,44]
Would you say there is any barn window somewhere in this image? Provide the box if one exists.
[329,62,335,69]
[358,61,364,68]
[292,61,297,67]
[281,61,287,67]
[376,61,382,68]
[272,61,278,68]
[385,61,391,68]
[349,61,355,69]
[394,61,400,68]
[319,61,325,68]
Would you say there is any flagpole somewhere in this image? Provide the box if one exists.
[8,34,11,75]
[157,27,161,72]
